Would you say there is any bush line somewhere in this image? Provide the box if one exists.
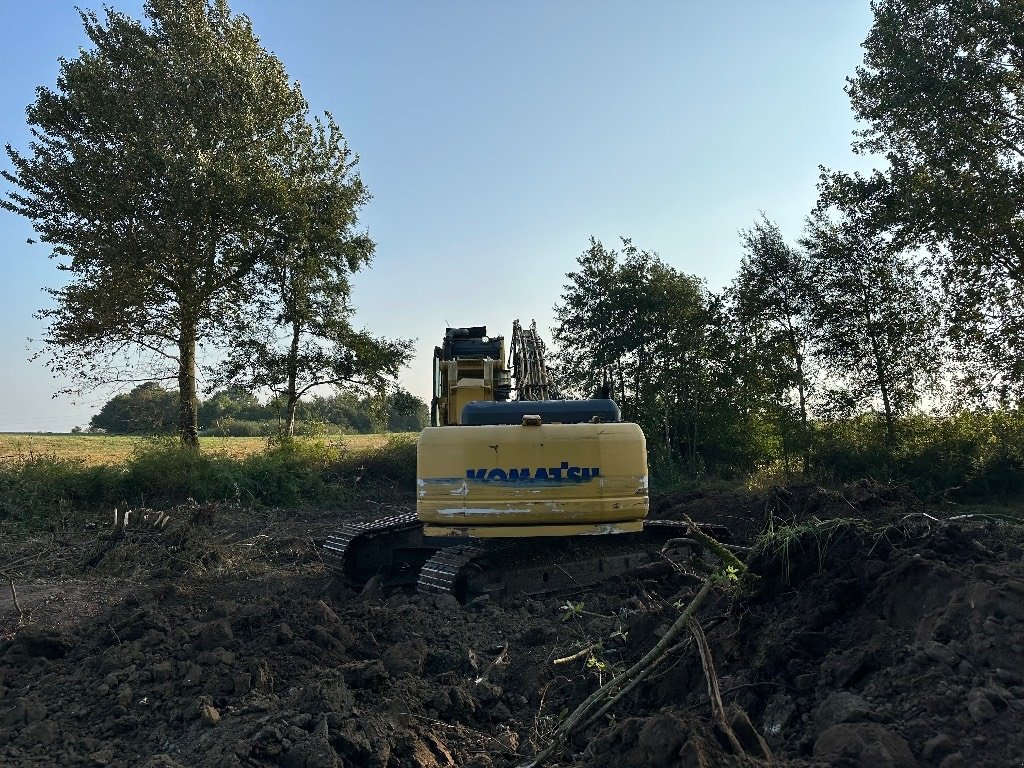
[0,436,418,528]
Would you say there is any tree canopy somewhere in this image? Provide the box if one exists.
[730,216,814,468]
[217,116,411,436]
[2,0,384,446]
[89,382,178,434]
[802,205,942,440]
[828,0,1024,400]
[89,385,428,436]
[552,238,763,474]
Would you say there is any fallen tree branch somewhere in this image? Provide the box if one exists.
[519,520,750,768]
[518,576,716,768]
[9,578,23,623]
[689,615,744,755]
[681,514,747,572]
[580,637,691,732]
[520,520,753,768]
[553,644,597,666]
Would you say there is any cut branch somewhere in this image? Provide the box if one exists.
[9,578,24,625]
[519,523,749,768]
[518,576,716,768]
[689,615,744,755]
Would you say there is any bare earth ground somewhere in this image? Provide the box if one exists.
[1,486,1023,768]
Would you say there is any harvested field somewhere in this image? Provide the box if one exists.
[1,485,1022,767]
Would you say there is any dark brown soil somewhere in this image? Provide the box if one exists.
[1,485,1022,767]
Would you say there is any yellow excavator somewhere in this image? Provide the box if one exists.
[323,321,694,601]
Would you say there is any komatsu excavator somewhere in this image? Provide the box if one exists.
[322,321,695,602]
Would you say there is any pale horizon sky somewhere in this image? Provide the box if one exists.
[0,1,878,432]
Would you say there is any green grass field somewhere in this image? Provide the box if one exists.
[0,432,407,466]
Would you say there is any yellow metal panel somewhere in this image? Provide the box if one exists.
[417,422,648,529]
[423,520,645,538]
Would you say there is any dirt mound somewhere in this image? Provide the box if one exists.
[1,489,1022,767]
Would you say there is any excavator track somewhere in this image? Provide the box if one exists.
[323,511,431,590]
[324,515,723,603]
[417,543,487,596]
[324,511,728,602]
[432,519,707,602]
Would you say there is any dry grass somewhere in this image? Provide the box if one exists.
[0,432,406,467]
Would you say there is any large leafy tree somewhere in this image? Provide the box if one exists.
[730,216,814,470]
[218,115,411,436]
[801,204,942,441]
[550,238,625,402]
[831,0,1024,399]
[2,0,307,447]
[614,245,711,468]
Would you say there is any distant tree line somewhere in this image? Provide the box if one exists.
[87,382,428,436]
[551,0,1024,495]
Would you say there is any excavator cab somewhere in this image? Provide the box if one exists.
[430,326,511,427]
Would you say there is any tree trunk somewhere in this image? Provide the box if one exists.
[177,323,200,449]
[871,336,895,443]
[285,395,299,436]
[786,321,811,473]
[285,317,302,437]
[862,303,896,444]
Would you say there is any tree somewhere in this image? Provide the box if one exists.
[294,390,426,434]
[89,382,177,434]
[385,390,430,432]
[2,0,309,447]
[801,204,942,441]
[217,114,411,436]
[730,216,814,470]
[612,245,711,470]
[552,238,753,475]
[833,0,1024,399]
[198,385,266,428]
[551,238,626,402]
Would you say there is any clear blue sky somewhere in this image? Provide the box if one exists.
[0,1,877,432]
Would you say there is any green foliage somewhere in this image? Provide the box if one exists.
[811,411,1024,500]
[0,435,417,530]
[801,204,942,439]
[753,517,876,585]
[831,0,1024,401]
[199,386,266,426]
[386,389,430,432]
[730,216,813,470]
[90,383,178,435]
[0,454,119,528]
[1,0,374,447]
[199,420,269,438]
[216,111,413,435]
[89,386,429,436]
[553,238,767,478]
